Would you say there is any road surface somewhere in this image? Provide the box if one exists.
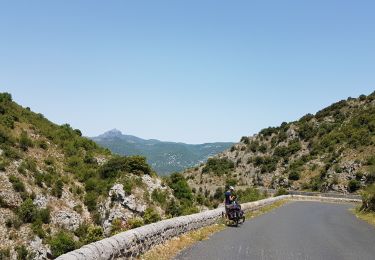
[175,201,375,260]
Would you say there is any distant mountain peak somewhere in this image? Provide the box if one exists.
[100,128,123,138]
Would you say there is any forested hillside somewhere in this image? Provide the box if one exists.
[184,92,375,196]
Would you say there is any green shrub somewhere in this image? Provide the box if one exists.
[213,187,224,201]
[248,141,259,152]
[259,144,267,153]
[19,131,34,151]
[225,178,237,188]
[31,219,46,238]
[288,171,300,181]
[128,217,144,229]
[166,199,182,217]
[84,225,103,244]
[1,115,15,129]
[348,179,360,193]
[8,175,25,193]
[360,184,375,211]
[21,158,37,173]
[0,248,10,259]
[143,207,161,224]
[202,158,234,176]
[99,156,151,179]
[5,217,22,229]
[73,204,83,214]
[275,188,289,196]
[0,92,12,102]
[38,140,48,150]
[260,126,278,137]
[366,170,375,184]
[50,231,76,258]
[151,188,168,206]
[52,179,64,198]
[15,245,29,260]
[240,136,250,144]
[17,199,37,223]
[110,218,123,235]
[0,196,10,208]
[237,188,263,203]
[38,208,51,224]
[3,146,21,159]
[84,192,98,212]
[167,173,193,201]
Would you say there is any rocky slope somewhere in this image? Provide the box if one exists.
[91,129,233,175]
[0,93,184,259]
[184,92,375,196]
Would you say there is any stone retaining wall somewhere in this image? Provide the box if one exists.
[57,195,360,260]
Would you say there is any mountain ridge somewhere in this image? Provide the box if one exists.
[91,130,234,175]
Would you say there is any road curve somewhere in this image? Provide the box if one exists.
[175,201,375,260]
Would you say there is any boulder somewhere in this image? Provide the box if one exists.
[33,194,48,208]
[52,210,82,231]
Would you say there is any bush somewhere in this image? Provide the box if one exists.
[225,178,237,188]
[202,158,234,176]
[0,248,10,259]
[213,187,224,201]
[50,231,76,258]
[0,92,12,102]
[9,175,25,193]
[237,188,263,203]
[288,171,300,181]
[361,184,375,211]
[366,170,375,184]
[167,173,193,201]
[110,218,123,235]
[19,131,33,151]
[84,192,97,212]
[17,198,38,223]
[0,196,10,208]
[99,156,151,179]
[275,188,289,196]
[84,226,103,244]
[151,188,168,207]
[38,208,51,224]
[128,217,144,229]
[143,207,161,224]
[15,245,29,260]
[52,179,64,198]
[1,115,15,129]
[240,136,250,144]
[166,199,182,217]
[348,179,360,193]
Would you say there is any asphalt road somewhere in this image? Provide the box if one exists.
[175,201,375,260]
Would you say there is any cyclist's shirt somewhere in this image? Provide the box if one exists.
[225,191,232,205]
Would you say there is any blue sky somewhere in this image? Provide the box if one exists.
[1,1,374,143]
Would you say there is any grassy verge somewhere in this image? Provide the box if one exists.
[351,207,375,227]
[140,199,289,260]
[140,223,225,260]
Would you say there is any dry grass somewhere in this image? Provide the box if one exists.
[351,207,375,227]
[140,223,225,260]
[140,199,289,260]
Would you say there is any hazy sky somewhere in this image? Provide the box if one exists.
[1,1,374,143]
